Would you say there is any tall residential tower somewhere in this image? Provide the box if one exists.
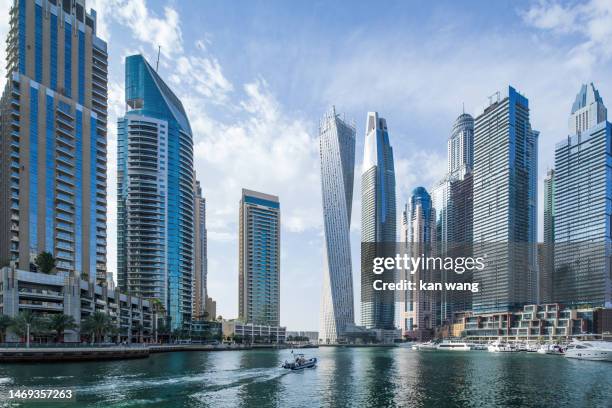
[431,112,474,323]
[361,112,396,330]
[472,86,538,313]
[0,0,108,284]
[239,189,281,326]
[319,107,356,344]
[194,179,208,319]
[117,54,195,329]
[553,83,612,307]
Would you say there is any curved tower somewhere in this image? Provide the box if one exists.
[118,54,195,330]
[319,107,356,344]
[361,112,396,330]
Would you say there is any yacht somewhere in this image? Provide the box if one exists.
[564,340,612,362]
[537,344,565,355]
[412,340,438,350]
[436,340,471,351]
[487,340,517,352]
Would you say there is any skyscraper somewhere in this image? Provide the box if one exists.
[117,54,195,329]
[194,179,208,319]
[472,86,538,313]
[319,107,356,344]
[540,169,555,303]
[361,112,396,330]
[431,112,474,323]
[239,189,280,326]
[0,0,108,285]
[399,187,435,341]
[553,83,612,307]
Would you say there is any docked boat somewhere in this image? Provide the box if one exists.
[470,343,488,351]
[436,340,471,351]
[487,340,517,352]
[537,344,565,355]
[564,340,612,362]
[282,353,317,370]
[412,340,438,350]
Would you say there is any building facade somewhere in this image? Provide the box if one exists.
[400,187,435,341]
[194,179,207,319]
[0,0,108,285]
[431,112,475,323]
[319,107,356,344]
[0,267,154,343]
[472,86,538,313]
[238,189,280,326]
[117,54,195,330]
[540,169,555,303]
[222,321,286,344]
[553,83,612,308]
[361,112,396,330]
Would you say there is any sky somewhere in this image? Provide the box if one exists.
[1,0,612,331]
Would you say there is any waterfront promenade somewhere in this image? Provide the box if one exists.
[0,343,315,363]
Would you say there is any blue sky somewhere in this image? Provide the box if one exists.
[2,0,612,331]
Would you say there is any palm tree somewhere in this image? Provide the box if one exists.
[9,310,44,342]
[132,322,144,343]
[81,311,112,344]
[48,314,78,343]
[34,251,56,274]
[0,315,13,343]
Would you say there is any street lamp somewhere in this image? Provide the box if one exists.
[26,323,30,349]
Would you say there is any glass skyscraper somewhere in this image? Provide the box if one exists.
[472,86,538,313]
[399,187,435,341]
[319,107,356,344]
[553,83,612,308]
[361,112,396,330]
[117,54,195,330]
[194,179,208,319]
[239,189,280,326]
[0,0,108,285]
[431,112,474,323]
[540,169,555,303]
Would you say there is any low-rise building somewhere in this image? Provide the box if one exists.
[462,303,599,341]
[222,321,286,343]
[286,331,319,343]
[0,267,155,343]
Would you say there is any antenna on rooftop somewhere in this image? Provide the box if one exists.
[156,46,161,71]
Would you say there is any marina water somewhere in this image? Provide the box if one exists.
[1,347,611,407]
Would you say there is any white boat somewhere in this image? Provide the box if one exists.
[436,341,471,351]
[412,341,438,350]
[564,340,612,362]
[537,344,565,355]
[470,343,488,351]
[487,340,517,352]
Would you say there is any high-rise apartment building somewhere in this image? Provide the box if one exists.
[431,112,474,323]
[399,187,435,341]
[540,169,555,303]
[319,107,356,344]
[0,0,108,285]
[194,179,207,319]
[361,112,396,330]
[117,54,195,329]
[554,83,612,307]
[472,86,538,313]
[239,189,280,326]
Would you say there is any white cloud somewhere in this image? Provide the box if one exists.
[522,0,612,70]
[113,0,183,57]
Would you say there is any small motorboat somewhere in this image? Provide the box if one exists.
[282,352,317,370]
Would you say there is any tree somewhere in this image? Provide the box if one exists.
[132,322,144,343]
[0,315,13,342]
[48,314,78,343]
[34,251,56,274]
[9,310,44,341]
[81,311,112,344]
